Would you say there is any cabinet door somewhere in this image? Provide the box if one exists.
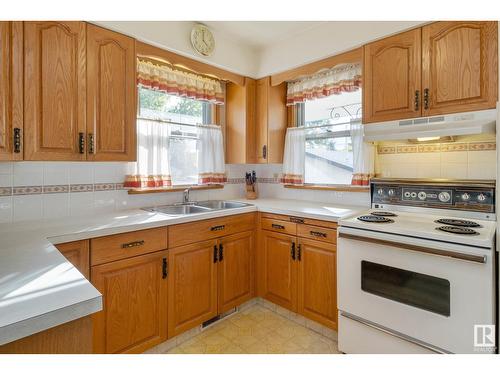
[168,240,218,338]
[422,21,498,116]
[55,240,90,279]
[261,230,297,311]
[255,77,269,164]
[218,231,254,314]
[86,24,136,161]
[24,21,86,160]
[363,28,422,123]
[266,81,287,164]
[0,22,22,161]
[91,250,168,354]
[297,238,337,330]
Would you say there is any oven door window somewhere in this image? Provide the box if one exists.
[361,261,451,316]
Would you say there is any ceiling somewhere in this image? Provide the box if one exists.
[203,21,324,49]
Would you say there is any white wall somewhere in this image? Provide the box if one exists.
[256,21,424,77]
[95,21,260,77]
[95,21,424,78]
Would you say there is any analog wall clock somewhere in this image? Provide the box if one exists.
[190,24,215,57]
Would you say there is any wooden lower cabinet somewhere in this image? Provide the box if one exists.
[0,316,92,354]
[261,230,297,311]
[55,240,90,279]
[297,238,337,330]
[168,240,219,338]
[91,250,168,354]
[260,224,338,330]
[218,231,254,314]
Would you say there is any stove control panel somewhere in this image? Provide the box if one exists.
[372,181,495,213]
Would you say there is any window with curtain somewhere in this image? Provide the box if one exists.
[282,63,374,187]
[124,59,226,189]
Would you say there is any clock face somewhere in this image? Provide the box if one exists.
[191,24,215,57]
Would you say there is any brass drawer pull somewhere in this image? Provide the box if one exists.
[310,230,327,238]
[290,217,304,224]
[271,223,285,230]
[423,88,429,110]
[121,240,145,249]
[210,225,225,231]
[78,132,85,154]
[88,133,95,154]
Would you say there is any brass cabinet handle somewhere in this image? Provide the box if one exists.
[414,90,420,111]
[13,128,21,153]
[88,133,94,154]
[310,230,327,238]
[78,132,85,154]
[290,242,296,260]
[162,258,168,279]
[262,145,267,159]
[210,225,225,231]
[423,88,429,110]
[121,240,145,249]
[290,217,304,224]
[213,245,218,263]
[219,243,224,261]
[271,223,285,230]
[297,244,302,261]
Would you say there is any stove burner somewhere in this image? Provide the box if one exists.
[436,226,479,235]
[371,211,398,217]
[435,218,481,227]
[357,215,394,223]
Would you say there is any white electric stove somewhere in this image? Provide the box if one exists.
[337,178,497,354]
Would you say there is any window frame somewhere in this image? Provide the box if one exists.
[293,99,367,191]
[136,87,223,188]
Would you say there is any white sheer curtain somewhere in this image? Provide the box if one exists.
[281,127,306,185]
[350,121,375,186]
[124,118,172,188]
[197,125,227,185]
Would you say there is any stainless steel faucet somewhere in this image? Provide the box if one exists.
[183,187,191,204]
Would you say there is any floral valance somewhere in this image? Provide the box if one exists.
[137,59,225,105]
[286,63,362,106]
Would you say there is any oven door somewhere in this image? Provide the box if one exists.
[337,226,495,354]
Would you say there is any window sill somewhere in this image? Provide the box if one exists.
[284,184,369,193]
[128,184,224,195]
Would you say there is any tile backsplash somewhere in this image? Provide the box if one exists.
[375,136,497,180]
[0,162,245,224]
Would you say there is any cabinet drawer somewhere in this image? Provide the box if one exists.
[168,213,256,248]
[261,217,296,235]
[91,227,168,266]
[297,224,337,244]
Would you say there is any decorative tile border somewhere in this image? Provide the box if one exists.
[0,179,245,197]
[377,141,496,154]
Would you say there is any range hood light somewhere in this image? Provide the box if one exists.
[416,136,440,142]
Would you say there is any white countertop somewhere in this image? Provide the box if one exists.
[0,198,363,345]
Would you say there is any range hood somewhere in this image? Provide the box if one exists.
[363,109,496,142]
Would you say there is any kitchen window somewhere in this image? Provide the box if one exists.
[295,90,361,185]
[138,87,215,186]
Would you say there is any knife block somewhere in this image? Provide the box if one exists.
[245,184,257,200]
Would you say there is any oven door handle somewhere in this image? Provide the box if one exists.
[338,232,487,264]
[339,311,451,354]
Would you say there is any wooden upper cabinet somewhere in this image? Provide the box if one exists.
[91,250,168,354]
[86,24,136,161]
[297,238,337,330]
[0,22,23,161]
[218,231,254,314]
[422,21,498,116]
[363,28,422,123]
[168,240,218,338]
[226,78,256,164]
[256,77,287,164]
[24,21,86,160]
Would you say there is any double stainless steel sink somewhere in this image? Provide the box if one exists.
[143,200,252,216]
